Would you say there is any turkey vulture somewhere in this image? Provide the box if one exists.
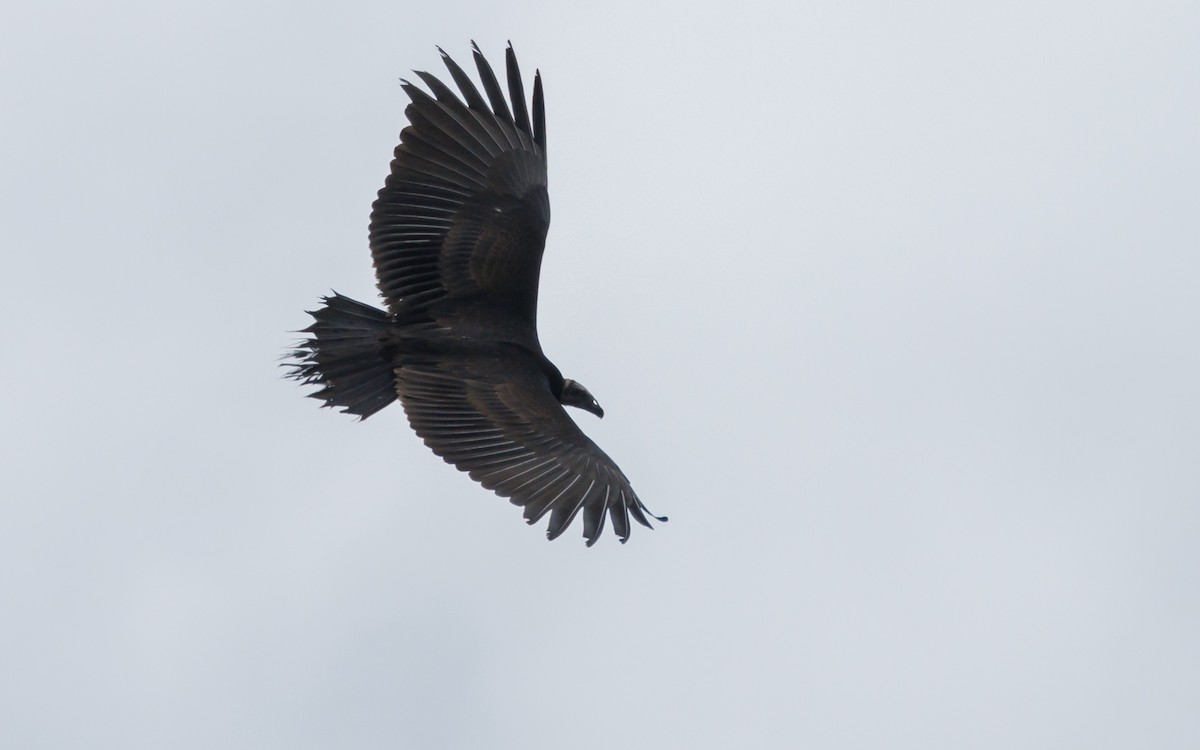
[287,43,665,546]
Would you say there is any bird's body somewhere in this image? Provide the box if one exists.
[288,43,664,545]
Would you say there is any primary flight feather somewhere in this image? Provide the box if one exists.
[288,43,665,545]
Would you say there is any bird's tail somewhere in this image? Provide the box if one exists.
[286,293,397,419]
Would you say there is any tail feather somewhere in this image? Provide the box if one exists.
[287,293,397,419]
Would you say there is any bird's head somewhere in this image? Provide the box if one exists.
[560,378,604,418]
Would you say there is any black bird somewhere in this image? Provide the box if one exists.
[288,43,665,546]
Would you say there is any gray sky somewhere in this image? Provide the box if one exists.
[3,0,1198,747]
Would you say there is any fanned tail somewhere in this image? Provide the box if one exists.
[286,293,397,419]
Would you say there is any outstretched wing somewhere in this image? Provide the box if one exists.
[370,43,550,333]
[395,349,664,546]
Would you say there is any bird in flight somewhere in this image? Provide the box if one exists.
[288,42,665,546]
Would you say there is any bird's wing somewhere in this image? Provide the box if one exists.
[370,43,550,330]
[395,350,664,545]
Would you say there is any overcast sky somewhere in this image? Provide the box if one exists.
[2,1,1198,748]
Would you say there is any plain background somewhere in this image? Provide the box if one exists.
[2,1,1197,747]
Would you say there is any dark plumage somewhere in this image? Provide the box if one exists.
[288,43,665,545]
